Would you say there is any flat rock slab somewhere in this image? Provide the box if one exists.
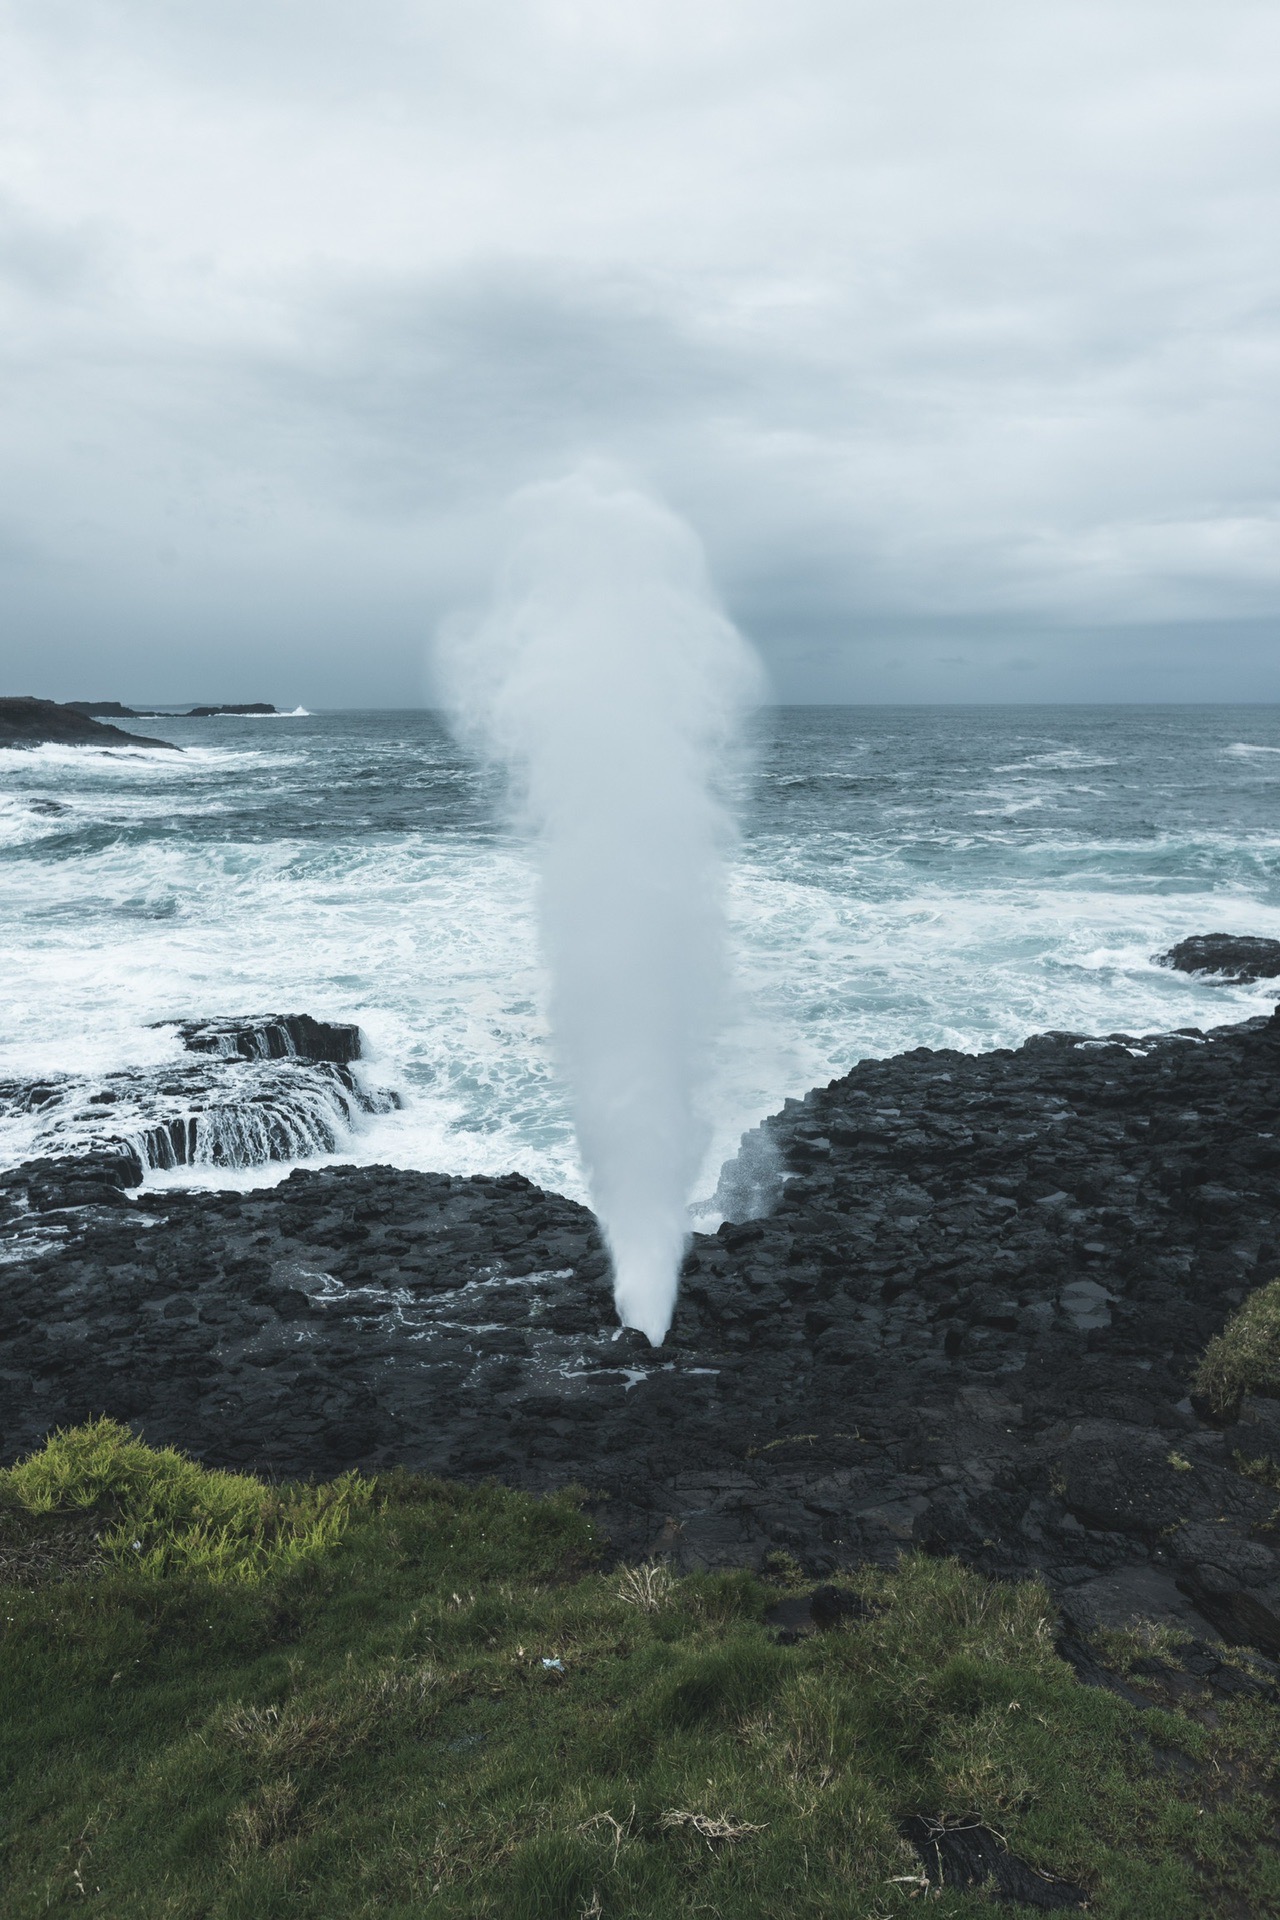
[5,1003,1280,1654]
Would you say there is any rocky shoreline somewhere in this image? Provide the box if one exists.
[0,696,178,751]
[0,695,283,747]
[2,1015,398,1177]
[5,983,1280,1660]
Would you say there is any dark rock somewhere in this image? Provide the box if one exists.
[2,1043,396,1175]
[21,1148,145,1209]
[1058,1427,1189,1537]
[900,1816,1087,1909]
[172,1015,362,1065]
[809,1583,876,1629]
[7,1002,1280,1657]
[1054,1621,1158,1708]
[185,703,276,717]
[1173,1525,1280,1656]
[763,1593,817,1642]
[1223,1394,1280,1468]
[1060,1566,1214,1643]
[1156,934,1280,984]
[1174,1577,1280,1660]
[0,696,177,752]
[1129,1638,1280,1703]
[763,1584,879,1642]
[65,701,140,717]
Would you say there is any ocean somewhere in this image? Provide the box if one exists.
[2,705,1278,1210]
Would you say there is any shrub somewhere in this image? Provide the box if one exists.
[1194,1277,1280,1415]
[0,1416,371,1581]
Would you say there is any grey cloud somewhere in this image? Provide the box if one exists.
[0,196,106,301]
[266,264,739,514]
[0,1,1278,703]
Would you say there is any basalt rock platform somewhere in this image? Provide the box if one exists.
[4,1004,1280,1658]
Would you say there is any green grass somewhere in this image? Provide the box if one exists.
[0,1417,372,1581]
[1195,1276,1280,1415]
[3,1426,1280,1917]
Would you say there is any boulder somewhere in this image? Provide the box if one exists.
[1156,934,1280,984]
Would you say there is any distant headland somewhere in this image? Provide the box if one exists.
[0,697,289,749]
[69,700,279,719]
[0,697,179,751]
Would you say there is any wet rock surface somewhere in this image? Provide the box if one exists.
[0,1016,396,1174]
[4,1004,1280,1655]
[1157,933,1280,984]
[172,1015,363,1065]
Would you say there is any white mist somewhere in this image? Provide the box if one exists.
[437,469,762,1343]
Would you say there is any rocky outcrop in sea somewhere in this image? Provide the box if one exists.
[5,964,1280,1659]
[65,701,278,719]
[0,1016,396,1176]
[1158,932,1280,985]
[0,697,177,751]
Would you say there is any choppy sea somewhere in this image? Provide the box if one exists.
[2,705,1278,1208]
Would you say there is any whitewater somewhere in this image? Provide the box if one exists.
[2,704,1279,1213]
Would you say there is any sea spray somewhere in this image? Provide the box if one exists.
[437,469,763,1342]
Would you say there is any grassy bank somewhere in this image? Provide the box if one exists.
[3,1422,1280,1918]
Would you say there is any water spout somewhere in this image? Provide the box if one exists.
[437,467,762,1343]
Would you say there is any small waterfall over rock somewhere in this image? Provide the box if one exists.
[0,1015,399,1177]
[173,1015,363,1065]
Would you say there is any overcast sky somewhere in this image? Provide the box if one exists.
[1,0,1278,705]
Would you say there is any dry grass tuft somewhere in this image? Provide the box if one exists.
[660,1810,768,1846]
[213,1661,442,1769]
[349,1659,441,1716]
[576,1807,635,1855]
[0,1508,105,1587]
[742,1675,846,1810]
[615,1560,675,1613]
[217,1700,348,1769]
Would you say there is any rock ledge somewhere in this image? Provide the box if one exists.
[5,1002,1280,1656]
